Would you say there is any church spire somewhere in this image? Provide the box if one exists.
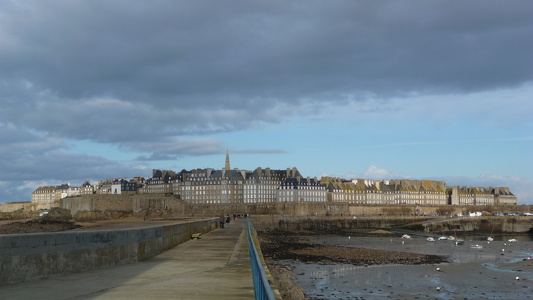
[225,148,231,170]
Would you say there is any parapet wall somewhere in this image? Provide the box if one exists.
[0,218,218,285]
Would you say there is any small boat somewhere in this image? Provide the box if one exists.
[487,227,494,242]
[455,239,464,246]
[402,234,411,239]
[508,239,518,243]
[447,236,455,241]
[426,237,435,242]
[438,236,448,240]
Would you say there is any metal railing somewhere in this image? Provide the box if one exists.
[246,217,277,300]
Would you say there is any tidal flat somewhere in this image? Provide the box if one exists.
[260,230,533,299]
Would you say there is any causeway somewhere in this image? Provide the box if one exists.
[0,218,254,299]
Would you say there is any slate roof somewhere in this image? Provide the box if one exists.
[210,169,245,181]
[279,177,324,189]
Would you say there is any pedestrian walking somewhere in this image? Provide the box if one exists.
[219,214,225,229]
[225,214,231,229]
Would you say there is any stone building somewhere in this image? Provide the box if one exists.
[383,180,448,205]
[30,150,518,207]
[494,187,517,205]
[174,167,305,204]
[321,177,379,204]
[322,178,448,205]
[278,174,327,203]
[80,180,95,195]
[96,178,137,194]
[32,186,60,205]
[243,167,289,203]
[448,186,517,205]
[177,168,246,204]
[138,170,175,194]
[31,183,79,205]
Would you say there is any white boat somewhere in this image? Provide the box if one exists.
[508,239,518,243]
[426,237,435,242]
[487,227,494,242]
[402,234,411,239]
[438,236,447,240]
[448,236,455,241]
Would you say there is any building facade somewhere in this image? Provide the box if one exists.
[30,152,518,206]
[31,183,79,205]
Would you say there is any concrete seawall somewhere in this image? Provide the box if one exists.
[422,216,533,233]
[0,218,218,285]
[250,215,433,231]
[250,215,533,234]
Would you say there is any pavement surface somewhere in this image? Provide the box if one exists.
[0,218,255,299]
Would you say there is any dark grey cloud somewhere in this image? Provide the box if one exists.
[130,138,287,161]
[2,1,531,106]
[1,0,531,145]
[131,137,225,160]
[0,1,532,202]
[0,123,140,183]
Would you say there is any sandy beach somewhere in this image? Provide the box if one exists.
[261,230,533,299]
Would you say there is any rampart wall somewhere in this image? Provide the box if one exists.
[60,194,531,219]
[0,202,56,213]
[1,193,529,217]
[0,218,218,285]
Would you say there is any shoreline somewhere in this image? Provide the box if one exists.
[259,229,533,299]
[259,229,447,266]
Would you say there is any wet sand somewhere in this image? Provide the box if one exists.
[286,236,533,299]
[288,234,533,299]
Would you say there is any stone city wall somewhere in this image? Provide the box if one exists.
[0,218,218,285]
[59,194,531,221]
[0,202,57,214]
[1,193,529,217]
[0,203,28,213]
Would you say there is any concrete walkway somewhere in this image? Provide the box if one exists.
[0,218,254,299]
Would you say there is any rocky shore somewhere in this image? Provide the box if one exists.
[0,219,81,234]
[259,229,446,265]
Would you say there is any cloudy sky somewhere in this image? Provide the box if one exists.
[1,1,532,204]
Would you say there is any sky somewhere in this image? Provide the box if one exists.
[1,1,532,204]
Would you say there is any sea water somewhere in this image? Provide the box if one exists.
[287,234,533,299]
